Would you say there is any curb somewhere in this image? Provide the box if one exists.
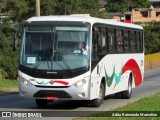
[0,91,18,96]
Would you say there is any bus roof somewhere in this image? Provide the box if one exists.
[26,15,143,30]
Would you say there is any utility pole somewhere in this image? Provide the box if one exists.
[36,0,40,16]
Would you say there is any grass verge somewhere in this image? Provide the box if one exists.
[0,80,18,92]
[74,93,160,120]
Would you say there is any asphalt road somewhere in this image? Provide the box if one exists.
[0,68,160,120]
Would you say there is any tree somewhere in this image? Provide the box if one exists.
[130,0,151,10]
[105,0,151,13]
[144,22,160,54]
[54,0,101,17]
[0,22,19,79]
[0,0,23,79]
[0,0,7,13]
[105,0,127,13]
[40,0,57,15]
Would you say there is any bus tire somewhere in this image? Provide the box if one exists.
[35,99,48,108]
[90,83,104,107]
[121,75,132,99]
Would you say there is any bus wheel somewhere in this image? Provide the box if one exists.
[35,99,48,108]
[90,83,104,107]
[121,76,132,99]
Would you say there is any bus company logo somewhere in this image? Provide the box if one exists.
[47,71,57,74]
[49,80,54,85]
[2,112,11,117]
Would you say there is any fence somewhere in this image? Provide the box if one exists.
[145,52,160,70]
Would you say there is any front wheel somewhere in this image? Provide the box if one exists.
[90,83,105,107]
[35,99,48,108]
[121,76,132,99]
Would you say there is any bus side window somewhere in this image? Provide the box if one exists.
[99,27,107,53]
[116,29,123,53]
[140,32,143,52]
[92,32,99,60]
[136,31,141,52]
[130,31,136,52]
[123,30,129,52]
[108,29,115,53]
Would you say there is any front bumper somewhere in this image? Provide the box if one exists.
[19,81,90,100]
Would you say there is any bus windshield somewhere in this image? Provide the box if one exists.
[20,25,90,72]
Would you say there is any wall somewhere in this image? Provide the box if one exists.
[145,52,160,70]
[132,8,160,23]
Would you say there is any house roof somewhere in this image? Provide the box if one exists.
[105,12,123,16]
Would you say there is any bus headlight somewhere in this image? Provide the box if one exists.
[19,77,32,86]
[74,79,87,87]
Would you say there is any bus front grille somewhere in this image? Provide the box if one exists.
[33,90,72,98]
[34,85,70,88]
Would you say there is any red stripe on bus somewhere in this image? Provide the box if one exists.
[122,59,142,87]
[53,80,69,86]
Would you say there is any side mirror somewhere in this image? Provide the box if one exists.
[13,28,21,51]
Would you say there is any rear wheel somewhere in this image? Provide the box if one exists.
[121,75,132,99]
[90,83,105,107]
[35,99,48,108]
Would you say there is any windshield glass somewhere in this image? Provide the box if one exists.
[20,25,90,71]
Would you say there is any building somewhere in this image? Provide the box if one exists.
[104,12,123,21]
[106,7,160,23]
[132,8,160,23]
[105,0,160,23]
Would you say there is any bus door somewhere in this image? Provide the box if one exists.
[90,29,102,99]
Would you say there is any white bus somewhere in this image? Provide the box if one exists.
[16,15,144,107]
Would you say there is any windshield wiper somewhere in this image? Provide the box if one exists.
[61,57,73,75]
[55,51,72,75]
[33,56,42,73]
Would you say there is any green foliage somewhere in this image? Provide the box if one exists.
[0,22,19,79]
[0,80,18,87]
[40,0,57,15]
[143,22,160,54]
[0,80,18,92]
[69,0,100,17]
[106,0,151,13]
[105,0,127,13]
[129,0,151,10]
[9,0,28,22]
[53,0,101,17]
[0,68,7,80]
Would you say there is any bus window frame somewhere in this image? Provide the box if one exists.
[92,23,144,54]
